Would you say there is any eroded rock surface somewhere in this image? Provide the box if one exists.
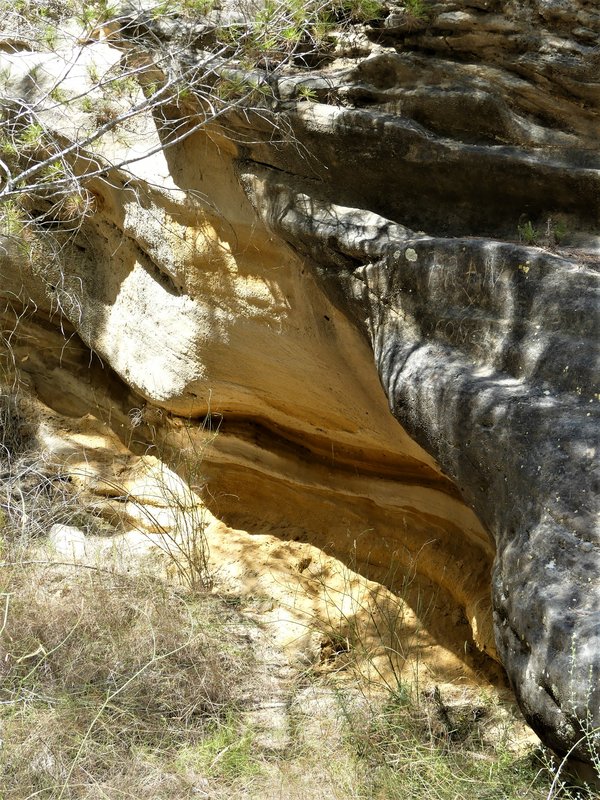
[1,0,599,762]
[236,1,600,760]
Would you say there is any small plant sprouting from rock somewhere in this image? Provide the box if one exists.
[297,84,319,102]
[517,217,570,248]
[336,0,385,21]
[518,219,538,246]
[404,0,429,20]
[547,216,568,246]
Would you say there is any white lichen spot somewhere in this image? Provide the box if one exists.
[405,248,418,262]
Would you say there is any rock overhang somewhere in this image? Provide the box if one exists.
[0,0,599,765]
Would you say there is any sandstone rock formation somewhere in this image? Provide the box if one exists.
[1,0,598,765]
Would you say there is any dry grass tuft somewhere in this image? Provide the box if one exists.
[0,564,255,799]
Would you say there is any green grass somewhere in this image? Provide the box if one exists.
[175,715,263,781]
[552,219,568,244]
[405,0,429,20]
[335,686,600,800]
[1,200,26,237]
[345,694,537,799]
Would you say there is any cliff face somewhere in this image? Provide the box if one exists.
[1,0,598,763]
[241,1,600,760]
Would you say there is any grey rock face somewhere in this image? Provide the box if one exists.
[236,0,600,761]
[247,172,599,758]
[368,242,599,761]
